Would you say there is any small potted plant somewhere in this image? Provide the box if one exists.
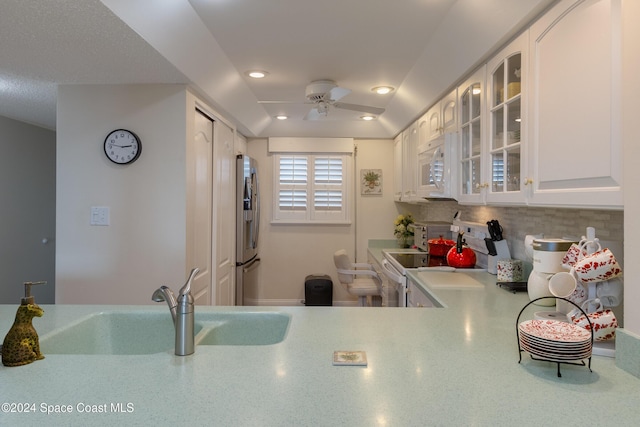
[394,213,415,248]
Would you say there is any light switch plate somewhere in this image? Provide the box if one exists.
[90,206,110,226]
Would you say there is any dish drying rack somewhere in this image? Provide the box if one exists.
[517,296,594,378]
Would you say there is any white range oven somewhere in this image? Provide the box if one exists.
[382,223,490,307]
[382,251,450,307]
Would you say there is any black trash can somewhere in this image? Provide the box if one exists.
[304,274,333,306]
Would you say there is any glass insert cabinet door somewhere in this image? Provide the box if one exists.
[490,52,522,193]
[459,80,482,196]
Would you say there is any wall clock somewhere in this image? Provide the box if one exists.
[103,129,141,165]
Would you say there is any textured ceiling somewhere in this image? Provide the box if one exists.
[0,0,188,129]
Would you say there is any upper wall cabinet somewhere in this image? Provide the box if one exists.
[457,66,486,205]
[485,31,528,205]
[393,123,418,203]
[393,133,403,201]
[402,122,419,202]
[419,89,457,146]
[527,0,622,209]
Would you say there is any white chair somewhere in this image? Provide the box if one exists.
[333,249,383,307]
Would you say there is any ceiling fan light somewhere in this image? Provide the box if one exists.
[245,70,269,79]
[317,102,329,115]
[372,86,394,95]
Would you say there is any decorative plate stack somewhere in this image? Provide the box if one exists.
[518,319,592,361]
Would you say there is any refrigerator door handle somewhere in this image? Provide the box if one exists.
[252,170,260,250]
[243,257,261,273]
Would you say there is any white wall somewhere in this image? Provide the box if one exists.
[56,84,189,304]
[622,0,639,336]
[0,116,56,304]
[246,138,397,305]
[354,139,401,263]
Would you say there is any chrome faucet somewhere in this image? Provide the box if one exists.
[152,268,199,356]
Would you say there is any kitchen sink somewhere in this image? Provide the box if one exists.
[195,312,290,346]
[39,310,290,355]
[40,311,197,355]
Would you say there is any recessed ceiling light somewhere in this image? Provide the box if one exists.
[371,86,394,95]
[276,115,288,120]
[361,115,376,121]
[245,70,269,79]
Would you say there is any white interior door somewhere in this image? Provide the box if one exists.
[214,121,235,305]
[191,110,214,305]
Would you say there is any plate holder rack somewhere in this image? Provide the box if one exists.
[516,296,594,378]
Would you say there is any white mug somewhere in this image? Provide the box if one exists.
[549,271,577,297]
[556,282,588,315]
[596,278,623,307]
[549,271,579,315]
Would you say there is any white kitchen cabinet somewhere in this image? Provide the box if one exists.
[485,31,528,205]
[457,66,487,205]
[403,122,419,202]
[406,276,434,308]
[393,133,403,201]
[419,89,457,145]
[526,0,623,209]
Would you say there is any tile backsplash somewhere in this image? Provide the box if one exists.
[408,201,624,262]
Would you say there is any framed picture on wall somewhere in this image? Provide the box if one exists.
[361,169,382,195]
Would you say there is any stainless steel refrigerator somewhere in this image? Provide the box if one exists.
[236,154,260,305]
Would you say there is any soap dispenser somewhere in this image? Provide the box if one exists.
[2,281,46,367]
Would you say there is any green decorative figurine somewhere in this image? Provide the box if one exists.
[2,281,46,367]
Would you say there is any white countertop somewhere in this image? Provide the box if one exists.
[1,250,639,426]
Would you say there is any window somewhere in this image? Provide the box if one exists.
[273,153,351,224]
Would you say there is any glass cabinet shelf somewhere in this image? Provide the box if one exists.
[490,52,522,195]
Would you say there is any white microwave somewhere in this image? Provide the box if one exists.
[416,133,456,199]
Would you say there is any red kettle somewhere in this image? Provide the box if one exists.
[446,231,477,268]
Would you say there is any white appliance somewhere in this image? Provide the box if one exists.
[410,221,453,253]
[381,252,415,307]
[236,154,260,306]
[382,251,445,307]
[382,248,485,307]
[416,133,456,200]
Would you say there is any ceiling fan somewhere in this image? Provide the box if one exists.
[258,80,385,119]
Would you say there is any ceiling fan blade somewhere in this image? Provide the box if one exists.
[329,86,351,102]
[333,102,385,115]
[304,108,325,121]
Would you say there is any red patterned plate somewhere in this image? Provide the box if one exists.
[520,330,592,349]
[520,334,592,352]
[520,339,592,361]
[519,319,591,343]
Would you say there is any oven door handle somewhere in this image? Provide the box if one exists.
[381,258,404,284]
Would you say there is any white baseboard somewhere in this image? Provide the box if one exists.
[243,297,358,307]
